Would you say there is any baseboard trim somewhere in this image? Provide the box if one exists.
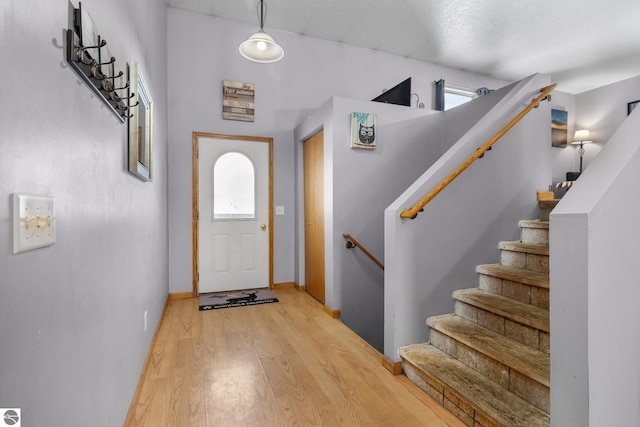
[294,283,305,291]
[273,282,295,290]
[382,355,403,376]
[168,291,194,300]
[125,295,171,426]
[323,305,341,319]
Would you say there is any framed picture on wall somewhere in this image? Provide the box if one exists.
[628,100,639,116]
[551,109,568,147]
[128,62,153,181]
[350,112,377,149]
[222,80,255,122]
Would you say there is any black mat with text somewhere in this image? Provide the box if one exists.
[198,289,279,311]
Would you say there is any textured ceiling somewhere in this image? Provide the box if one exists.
[168,0,640,94]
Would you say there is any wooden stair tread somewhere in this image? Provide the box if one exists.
[499,240,549,255]
[454,288,549,332]
[400,343,550,426]
[476,264,549,289]
[427,314,549,386]
[518,219,549,230]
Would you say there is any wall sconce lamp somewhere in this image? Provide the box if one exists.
[571,129,592,173]
[239,0,284,63]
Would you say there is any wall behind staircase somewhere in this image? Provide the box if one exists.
[385,74,553,359]
[574,74,640,172]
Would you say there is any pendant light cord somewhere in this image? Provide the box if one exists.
[257,0,267,30]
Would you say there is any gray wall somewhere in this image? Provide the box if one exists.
[166,8,508,294]
[332,105,440,352]
[0,1,168,425]
[551,85,640,427]
[574,74,640,172]
[294,98,442,351]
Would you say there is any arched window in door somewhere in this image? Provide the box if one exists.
[212,152,255,219]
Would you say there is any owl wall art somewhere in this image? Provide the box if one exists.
[350,112,377,149]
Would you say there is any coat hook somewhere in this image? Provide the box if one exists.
[76,40,106,65]
[113,93,134,107]
[91,56,115,80]
[96,56,115,67]
[113,82,129,92]
[101,71,124,92]
[106,70,124,80]
[115,103,133,118]
[65,4,130,124]
[108,90,121,102]
[81,40,107,50]
[77,54,95,66]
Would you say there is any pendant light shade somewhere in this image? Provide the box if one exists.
[239,1,284,63]
[239,31,284,63]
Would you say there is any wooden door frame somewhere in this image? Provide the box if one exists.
[192,132,274,296]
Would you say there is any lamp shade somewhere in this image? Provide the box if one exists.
[571,129,592,144]
[239,31,284,63]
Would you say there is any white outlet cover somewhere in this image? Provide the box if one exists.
[13,193,56,254]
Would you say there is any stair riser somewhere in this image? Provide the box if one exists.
[402,358,503,427]
[538,207,552,221]
[500,250,549,274]
[478,275,549,310]
[430,329,550,413]
[455,301,550,354]
[520,227,548,245]
[537,200,558,222]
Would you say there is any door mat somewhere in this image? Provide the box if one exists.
[199,289,279,311]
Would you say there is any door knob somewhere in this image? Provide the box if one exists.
[261,224,267,230]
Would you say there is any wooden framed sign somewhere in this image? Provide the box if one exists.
[223,80,255,122]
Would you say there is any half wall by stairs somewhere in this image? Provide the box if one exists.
[400,214,553,426]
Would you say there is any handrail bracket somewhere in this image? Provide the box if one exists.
[343,233,384,270]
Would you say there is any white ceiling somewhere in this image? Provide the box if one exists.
[168,0,640,94]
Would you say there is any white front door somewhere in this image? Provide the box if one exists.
[196,134,271,294]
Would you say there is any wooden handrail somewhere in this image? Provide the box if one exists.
[343,233,384,270]
[400,83,557,219]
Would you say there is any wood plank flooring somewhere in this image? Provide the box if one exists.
[126,288,463,426]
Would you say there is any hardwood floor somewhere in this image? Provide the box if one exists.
[126,288,464,426]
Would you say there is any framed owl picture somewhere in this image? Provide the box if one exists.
[351,112,377,149]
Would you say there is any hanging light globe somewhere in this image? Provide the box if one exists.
[239,1,284,63]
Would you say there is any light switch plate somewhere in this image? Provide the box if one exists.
[275,205,285,215]
[13,193,56,254]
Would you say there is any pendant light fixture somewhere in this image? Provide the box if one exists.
[239,0,284,63]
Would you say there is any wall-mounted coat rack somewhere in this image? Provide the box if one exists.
[65,2,134,122]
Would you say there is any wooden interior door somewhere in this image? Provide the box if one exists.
[303,131,325,303]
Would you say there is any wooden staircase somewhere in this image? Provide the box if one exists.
[399,216,552,427]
